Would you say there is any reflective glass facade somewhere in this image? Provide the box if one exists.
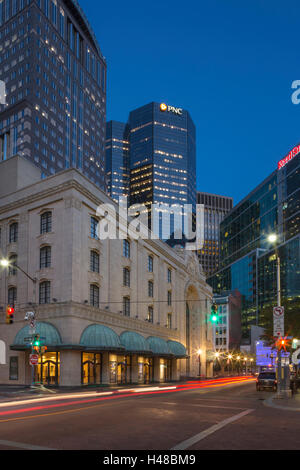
[208,150,300,341]
[105,120,130,202]
[129,102,196,219]
[0,0,107,188]
[197,192,233,277]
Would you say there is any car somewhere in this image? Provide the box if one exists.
[256,371,277,392]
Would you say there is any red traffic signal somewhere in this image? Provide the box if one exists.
[6,305,14,324]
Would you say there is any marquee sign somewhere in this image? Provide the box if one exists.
[278,144,300,170]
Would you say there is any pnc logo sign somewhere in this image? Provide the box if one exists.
[160,103,183,116]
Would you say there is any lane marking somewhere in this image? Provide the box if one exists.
[162,402,246,410]
[0,439,56,450]
[171,409,254,450]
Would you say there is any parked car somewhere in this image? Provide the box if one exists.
[256,371,277,391]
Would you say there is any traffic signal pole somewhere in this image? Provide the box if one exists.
[275,251,291,399]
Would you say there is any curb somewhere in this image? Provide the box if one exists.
[264,395,300,412]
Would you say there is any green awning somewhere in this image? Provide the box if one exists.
[147,336,173,357]
[11,322,62,351]
[80,324,124,352]
[120,331,151,354]
[167,340,187,358]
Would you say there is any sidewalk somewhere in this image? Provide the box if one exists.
[265,392,300,412]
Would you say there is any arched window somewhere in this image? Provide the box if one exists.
[123,267,130,287]
[123,239,130,258]
[148,255,153,273]
[8,287,17,305]
[9,222,18,243]
[40,211,52,234]
[90,250,100,273]
[90,284,99,308]
[8,254,17,276]
[39,281,51,304]
[40,246,51,269]
[90,217,99,240]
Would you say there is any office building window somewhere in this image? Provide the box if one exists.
[148,255,153,273]
[168,268,172,283]
[168,291,172,306]
[167,313,172,329]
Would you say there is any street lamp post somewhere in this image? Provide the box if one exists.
[267,234,288,398]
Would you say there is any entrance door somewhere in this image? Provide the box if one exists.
[82,353,102,385]
[36,353,60,386]
[117,363,127,384]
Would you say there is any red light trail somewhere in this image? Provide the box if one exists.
[0,376,255,419]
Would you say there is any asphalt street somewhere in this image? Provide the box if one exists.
[0,378,298,451]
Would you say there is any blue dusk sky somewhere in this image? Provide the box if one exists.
[83,0,300,205]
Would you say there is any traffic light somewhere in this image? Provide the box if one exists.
[6,305,14,324]
[33,334,41,352]
[276,336,291,351]
[210,303,219,324]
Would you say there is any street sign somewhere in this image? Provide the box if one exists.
[273,307,284,337]
[292,348,300,365]
[274,306,284,317]
[29,354,39,366]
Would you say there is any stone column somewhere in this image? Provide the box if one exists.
[101,352,110,385]
[171,358,180,381]
[131,355,139,384]
[60,350,82,387]
[153,357,161,382]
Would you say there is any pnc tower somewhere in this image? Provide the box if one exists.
[0,0,107,188]
[129,102,196,215]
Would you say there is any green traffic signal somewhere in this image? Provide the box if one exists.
[210,304,219,324]
[33,335,40,347]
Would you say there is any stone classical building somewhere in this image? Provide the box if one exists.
[0,156,213,387]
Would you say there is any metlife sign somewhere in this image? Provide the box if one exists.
[0,80,6,105]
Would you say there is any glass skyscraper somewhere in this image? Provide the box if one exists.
[129,102,196,213]
[105,120,130,203]
[106,102,196,243]
[208,147,300,341]
[197,192,233,277]
[0,0,107,188]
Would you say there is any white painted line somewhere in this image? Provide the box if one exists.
[0,439,56,450]
[117,386,177,393]
[171,408,254,450]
